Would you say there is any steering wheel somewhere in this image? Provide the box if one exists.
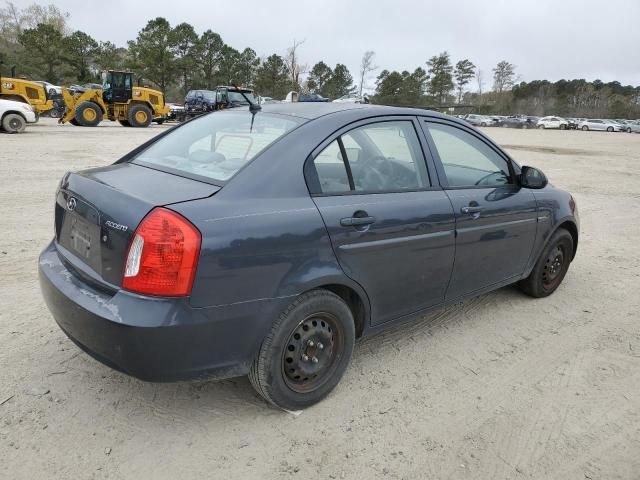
[361,155,389,190]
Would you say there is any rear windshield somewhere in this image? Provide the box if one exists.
[132,111,300,183]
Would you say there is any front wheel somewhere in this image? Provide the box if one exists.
[75,101,103,127]
[627,127,632,133]
[519,229,574,298]
[249,290,355,410]
[607,126,614,132]
[2,113,26,133]
[582,125,589,131]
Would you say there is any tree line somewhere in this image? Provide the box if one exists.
[1,2,639,118]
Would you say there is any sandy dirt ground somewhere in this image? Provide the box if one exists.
[1,118,639,480]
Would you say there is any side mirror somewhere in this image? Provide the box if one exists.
[520,166,548,189]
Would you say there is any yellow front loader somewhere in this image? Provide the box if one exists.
[60,71,169,127]
[0,76,55,118]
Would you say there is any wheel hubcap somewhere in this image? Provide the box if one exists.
[84,109,96,121]
[9,118,20,129]
[135,111,147,123]
[542,245,565,288]
[282,313,340,393]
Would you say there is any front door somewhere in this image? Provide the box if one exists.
[422,120,538,301]
[307,118,456,325]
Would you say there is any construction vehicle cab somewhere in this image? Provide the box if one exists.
[60,70,169,128]
[0,76,54,119]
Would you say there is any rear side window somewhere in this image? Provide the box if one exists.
[426,122,512,187]
[309,121,429,195]
[133,111,300,183]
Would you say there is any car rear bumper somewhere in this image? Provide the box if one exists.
[39,240,290,381]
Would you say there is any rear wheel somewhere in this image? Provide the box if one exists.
[560,124,566,130]
[127,104,153,128]
[75,101,102,127]
[627,127,632,133]
[118,120,131,127]
[582,125,589,131]
[519,229,574,298]
[538,124,545,129]
[2,113,26,133]
[249,290,355,410]
[607,126,614,132]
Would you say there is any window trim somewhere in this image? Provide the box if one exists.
[419,118,518,190]
[305,116,439,197]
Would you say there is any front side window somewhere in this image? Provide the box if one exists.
[427,122,512,187]
[133,111,301,183]
[310,120,429,194]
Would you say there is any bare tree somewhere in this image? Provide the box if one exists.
[358,50,377,96]
[476,68,484,96]
[285,38,306,89]
[493,60,516,94]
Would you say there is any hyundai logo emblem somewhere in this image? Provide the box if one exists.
[67,197,77,211]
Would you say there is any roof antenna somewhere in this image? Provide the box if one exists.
[232,83,260,132]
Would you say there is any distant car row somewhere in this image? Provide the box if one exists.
[462,114,640,132]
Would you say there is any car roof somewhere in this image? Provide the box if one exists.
[258,102,454,122]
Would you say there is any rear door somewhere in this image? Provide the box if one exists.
[421,119,538,301]
[307,117,456,325]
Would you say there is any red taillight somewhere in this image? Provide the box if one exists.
[122,208,201,297]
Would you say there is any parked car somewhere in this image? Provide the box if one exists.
[501,116,527,128]
[0,98,37,133]
[565,118,579,130]
[622,121,640,133]
[578,119,624,132]
[184,89,217,115]
[39,104,579,410]
[185,87,256,117]
[333,93,369,104]
[36,81,62,97]
[299,93,330,102]
[463,114,491,127]
[167,103,185,122]
[537,116,569,130]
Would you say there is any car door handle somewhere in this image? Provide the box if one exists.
[340,216,376,227]
[461,206,484,214]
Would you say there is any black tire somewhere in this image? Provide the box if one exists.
[626,127,632,133]
[2,113,26,133]
[249,289,355,410]
[560,124,566,130]
[582,125,589,131]
[69,118,79,126]
[127,104,153,128]
[606,126,614,132]
[75,101,102,127]
[153,118,165,125]
[118,120,131,127]
[519,229,574,298]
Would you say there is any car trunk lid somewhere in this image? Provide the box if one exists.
[54,163,218,288]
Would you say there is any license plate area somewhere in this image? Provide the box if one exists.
[70,216,93,259]
[56,191,102,275]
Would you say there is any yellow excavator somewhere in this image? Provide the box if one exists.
[0,76,55,118]
[60,70,169,127]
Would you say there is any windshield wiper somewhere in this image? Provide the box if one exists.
[232,84,261,131]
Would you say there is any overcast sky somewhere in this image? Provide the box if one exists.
[15,0,640,89]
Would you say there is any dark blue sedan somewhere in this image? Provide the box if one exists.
[39,104,579,410]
